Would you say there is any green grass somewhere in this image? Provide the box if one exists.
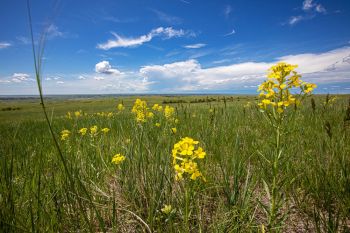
[1,95,349,232]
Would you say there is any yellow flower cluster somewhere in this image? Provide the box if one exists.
[257,62,317,113]
[96,112,114,118]
[117,103,125,111]
[112,153,125,165]
[60,129,70,141]
[161,204,172,214]
[77,126,110,136]
[66,110,84,119]
[172,137,206,181]
[164,105,175,120]
[90,125,98,136]
[152,103,163,112]
[131,98,151,123]
[79,127,87,135]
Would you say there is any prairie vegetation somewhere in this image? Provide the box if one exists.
[1,91,350,232]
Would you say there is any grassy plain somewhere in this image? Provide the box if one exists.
[1,94,349,232]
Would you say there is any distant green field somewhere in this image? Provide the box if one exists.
[1,94,349,232]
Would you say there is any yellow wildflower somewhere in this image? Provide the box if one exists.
[132,98,149,123]
[117,103,125,111]
[155,123,161,127]
[90,125,98,136]
[79,128,87,136]
[74,110,82,118]
[161,204,172,214]
[111,153,125,165]
[66,112,72,119]
[152,103,163,112]
[101,128,110,134]
[60,129,70,141]
[172,137,205,181]
[171,127,177,134]
[164,105,175,120]
[257,62,316,113]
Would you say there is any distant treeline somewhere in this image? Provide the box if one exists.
[162,96,257,104]
[1,107,21,111]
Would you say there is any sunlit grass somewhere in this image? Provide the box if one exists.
[1,94,350,232]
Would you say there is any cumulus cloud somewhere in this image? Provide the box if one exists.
[56,81,64,84]
[11,73,30,83]
[0,42,11,49]
[2,47,349,94]
[95,61,122,75]
[183,43,206,49]
[78,75,86,80]
[97,27,188,50]
[139,47,350,92]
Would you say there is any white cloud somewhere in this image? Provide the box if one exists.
[12,73,30,83]
[315,4,326,13]
[139,47,350,91]
[95,61,122,75]
[183,43,206,49]
[224,29,236,36]
[78,75,86,80]
[97,27,187,50]
[302,0,326,13]
[56,81,64,84]
[289,16,304,25]
[0,42,11,49]
[287,0,326,26]
[1,47,350,94]
[302,0,314,10]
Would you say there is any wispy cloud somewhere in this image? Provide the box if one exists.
[183,43,206,49]
[224,29,236,36]
[151,9,182,25]
[288,16,304,25]
[179,0,190,4]
[0,42,11,49]
[16,36,30,45]
[95,61,122,75]
[103,16,138,23]
[287,0,326,25]
[97,27,188,50]
[212,59,231,64]
[224,5,232,19]
[47,24,64,38]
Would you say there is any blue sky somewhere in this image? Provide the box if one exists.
[1,0,350,94]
